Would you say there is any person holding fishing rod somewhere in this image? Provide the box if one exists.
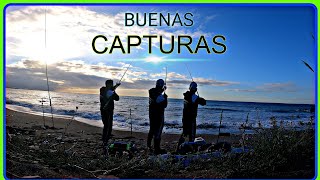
[100,65,130,154]
[177,65,206,150]
[147,69,168,155]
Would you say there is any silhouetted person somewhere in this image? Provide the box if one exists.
[100,80,120,151]
[147,79,168,155]
[178,82,206,148]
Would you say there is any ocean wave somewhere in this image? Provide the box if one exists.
[197,123,227,129]
[6,98,35,109]
[6,88,314,134]
[79,112,102,120]
[201,107,241,112]
[139,122,149,126]
[271,109,312,113]
[55,109,76,115]
[164,121,181,128]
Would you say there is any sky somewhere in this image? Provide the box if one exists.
[5,5,316,104]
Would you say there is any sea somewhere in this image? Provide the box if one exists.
[5,88,315,134]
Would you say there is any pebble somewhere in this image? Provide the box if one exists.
[29,145,40,150]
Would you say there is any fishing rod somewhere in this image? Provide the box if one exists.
[103,64,131,110]
[119,64,131,84]
[164,66,167,93]
[302,60,314,73]
[113,63,131,90]
[217,110,223,143]
[40,98,45,127]
[44,6,55,128]
[185,63,199,96]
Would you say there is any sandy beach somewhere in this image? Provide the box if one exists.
[6,108,243,178]
[5,108,240,148]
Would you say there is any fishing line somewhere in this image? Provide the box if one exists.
[185,63,194,82]
[118,63,131,84]
[184,63,199,96]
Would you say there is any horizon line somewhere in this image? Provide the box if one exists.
[5,87,315,106]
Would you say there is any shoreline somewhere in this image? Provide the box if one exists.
[6,104,247,135]
[5,108,241,148]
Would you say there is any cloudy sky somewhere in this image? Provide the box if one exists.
[5,5,315,104]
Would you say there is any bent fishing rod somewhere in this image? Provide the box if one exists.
[112,63,131,90]
[185,63,200,96]
[103,64,131,110]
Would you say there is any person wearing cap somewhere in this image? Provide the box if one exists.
[178,81,206,146]
[100,79,120,152]
[147,79,168,155]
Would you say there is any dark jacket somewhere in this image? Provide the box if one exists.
[182,91,206,120]
[149,88,168,116]
[100,86,119,111]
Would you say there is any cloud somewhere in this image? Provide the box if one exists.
[224,88,258,93]
[6,6,214,63]
[7,61,106,91]
[150,72,187,80]
[169,79,238,87]
[225,82,298,93]
[258,82,298,92]
[7,59,238,93]
[150,72,238,87]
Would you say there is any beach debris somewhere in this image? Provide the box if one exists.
[49,149,57,153]
[153,147,250,167]
[29,145,40,150]
[21,175,41,179]
[108,141,138,159]
[56,136,62,141]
